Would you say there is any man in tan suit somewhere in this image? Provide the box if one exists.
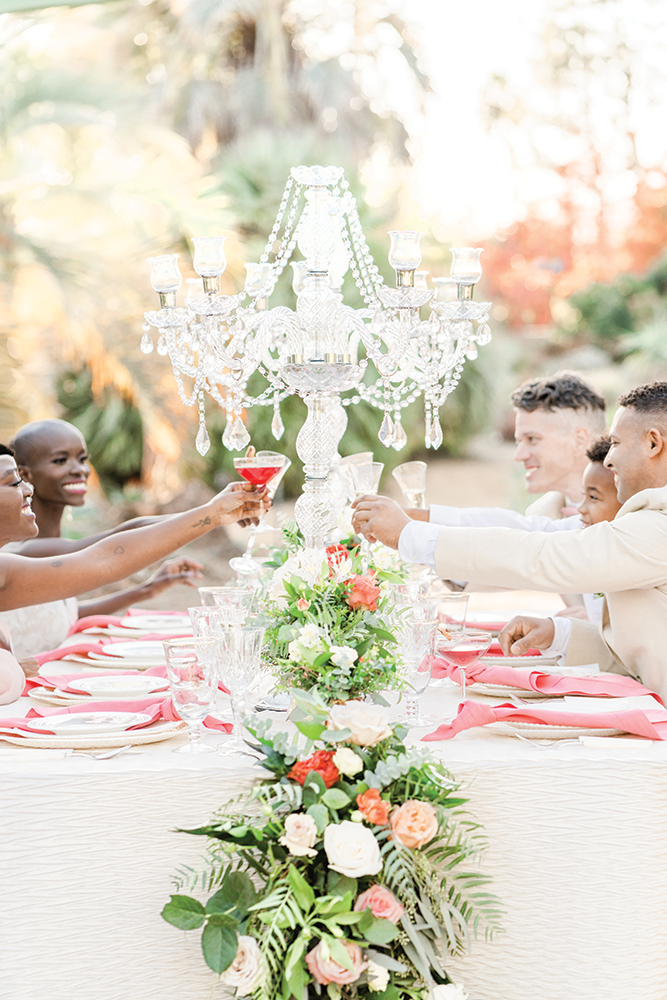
[352,382,667,701]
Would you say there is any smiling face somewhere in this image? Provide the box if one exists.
[577,461,623,526]
[605,405,667,504]
[0,455,38,542]
[513,408,591,498]
[18,423,90,508]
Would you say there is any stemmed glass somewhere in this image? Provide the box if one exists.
[392,461,427,509]
[231,451,291,575]
[435,593,470,633]
[212,587,254,623]
[350,460,384,566]
[216,625,266,758]
[163,637,219,754]
[435,630,493,701]
[396,618,438,727]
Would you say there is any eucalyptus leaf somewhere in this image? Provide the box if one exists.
[161,895,206,931]
[328,936,355,972]
[321,788,351,809]
[363,917,399,945]
[307,802,329,834]
[365,948,408,973]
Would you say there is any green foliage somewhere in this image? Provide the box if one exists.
[57,368,143,493]
[163,706,500,999]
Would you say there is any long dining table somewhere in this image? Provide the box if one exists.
[3,654,667,1000]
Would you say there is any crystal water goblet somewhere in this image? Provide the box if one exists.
[216,626,266,758]
[435,593,470,633]
[396,618,437,727]
[435,630,493,700]
[211,586,254,623]
[163,637,218,754]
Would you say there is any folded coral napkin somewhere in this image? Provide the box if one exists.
[423,699,667,742]
[0,696,232,737]
[431,657,661,703]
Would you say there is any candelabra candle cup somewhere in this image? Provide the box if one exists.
[435,593,470,633]
[450,247,483,287]
[147,254,182,293]
[388,231,423,271]
[192,237,227,277]
[435,630,493,701]
[392,461,427,508]
[163,637,219,754]
[397,618,437,727]
[432,277,459,303]
[216,626,266,757]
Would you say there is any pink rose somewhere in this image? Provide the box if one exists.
[354,884,404,924]
[296,598,310,611]
[305,940,367,986]
[390,800,438,849]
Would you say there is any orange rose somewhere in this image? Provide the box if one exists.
[390,800,438,849]
[326,544,349,570]
[288,750,340,789]
[356,788,391,826]
[346,573,382,612]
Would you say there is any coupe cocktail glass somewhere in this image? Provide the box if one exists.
[435,630,493,700]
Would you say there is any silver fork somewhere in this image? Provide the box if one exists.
[72,745,134,760]
[514,733,580,749]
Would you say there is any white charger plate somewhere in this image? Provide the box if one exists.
[480,655,561,669]
[119,614,192,632]
[488,721,624,739]
[60,654,158,671]
[470,682,553,700]
[28,687,89,707]
[87,641,167,662]
[0,720,186,749]
[24,711,152,735]
[71,676,169,698]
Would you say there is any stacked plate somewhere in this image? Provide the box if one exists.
[93,614,193,638]
[63,640,170,671]
[29,674,170,707]
[0,710,185,749]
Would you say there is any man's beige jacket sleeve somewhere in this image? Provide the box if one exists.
[563,618,624,673]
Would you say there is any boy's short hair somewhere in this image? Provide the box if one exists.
[618,381,667,415]
[511,371,606,416]
[586,436,611,463]
[0,444,15,458]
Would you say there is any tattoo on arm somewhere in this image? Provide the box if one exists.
[114,545,125,554]
[51,560,63,568]
[191,516,211,529]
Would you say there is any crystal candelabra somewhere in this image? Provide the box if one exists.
[141,165,492,549]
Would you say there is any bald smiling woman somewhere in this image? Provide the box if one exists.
[0,444,267,660]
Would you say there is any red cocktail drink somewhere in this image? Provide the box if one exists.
[236,465,282,488]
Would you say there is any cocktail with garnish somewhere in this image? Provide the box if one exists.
[435,630,493,700]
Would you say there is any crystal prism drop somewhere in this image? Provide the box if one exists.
[424,411,432,449]
[157,334,168,356]
[378,411,395,447]
[430,417,443,450]
[195,422,210,456]
[271,406,285,440]
[391,417,407,451]
[140,331,153,354]
[222,421,232,449]
[476,322,492,346]
[465,343,478,360]
[142,321,151,332]
[228,416,251,451]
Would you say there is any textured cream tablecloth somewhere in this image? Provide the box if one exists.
[2,677,667,1000]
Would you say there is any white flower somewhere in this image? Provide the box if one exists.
[371,544,398,571]
[269,550,328,607]
[288,640,302,662]
[323,821,382,878]
[328,701,393,747]
[299,623,324,648]
[279,813,318,857]
[220,935,266,995]
[366,960,390,992]
[430,985,468,1000]
[332,747,364,777]
[330,645,358,669]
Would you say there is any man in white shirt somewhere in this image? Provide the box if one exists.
[351,382,667,701]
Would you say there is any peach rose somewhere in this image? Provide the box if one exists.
[305,939,367,985]
[346,573,382,612]
[296,598,310,611]
[279,813,318,857]
[354,884,404,924]
[390,800,438,849]
[220,935,266,995]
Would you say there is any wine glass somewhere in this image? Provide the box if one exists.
[163,637,219,754]
[212,586,254,623]
[435,593,470,633]
[392,461,427,509]
[188,606,233,722]
[350,460,384,567]
[396,618,437,727]
[435,630,493,701]
[216,625,266,757]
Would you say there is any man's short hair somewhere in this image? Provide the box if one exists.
[586,436,611,463]
[511,371,606,416]
[0,444,15,458]
[617,382,667,415]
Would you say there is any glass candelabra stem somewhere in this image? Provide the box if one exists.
[293,392,340,549]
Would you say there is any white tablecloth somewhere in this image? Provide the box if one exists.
[3,679,667,1000]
